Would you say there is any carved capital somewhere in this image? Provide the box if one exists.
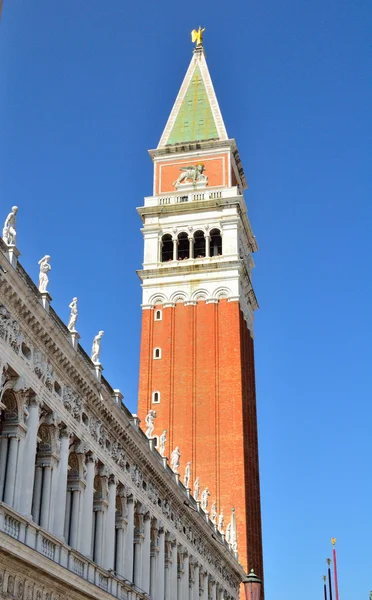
[108,474,117,487]
[58,424,70,439]
[45,411,61,427]
[85,451,97,464]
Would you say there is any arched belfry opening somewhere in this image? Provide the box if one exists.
[177,232,189,260]
[210,228,222,256]
[161,234,173,262]
[194,230,206,258]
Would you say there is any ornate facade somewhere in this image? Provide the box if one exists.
[0,233,245,598]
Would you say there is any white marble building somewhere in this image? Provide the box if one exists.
[0,222,246,599]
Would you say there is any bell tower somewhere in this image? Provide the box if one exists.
[137,33,263,581]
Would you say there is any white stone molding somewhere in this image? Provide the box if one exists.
[170,291,187,304]
[190,289,209,302]
[148,292,167,306]
[163,302,176,308]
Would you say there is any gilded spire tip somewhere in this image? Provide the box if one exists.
[191,26,205,48]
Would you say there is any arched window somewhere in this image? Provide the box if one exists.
[177,232,189,260]
[154,309,162,321]
[153,347,162,359]
[161,234,173,262]
[152,391,160,404]
[210,228,222,256]
[194,230,206,258]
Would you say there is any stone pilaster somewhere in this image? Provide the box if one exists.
[104,475,117,571]
[4,436,19,507]
[79,454,96,557]
[141,512,151,593]
[123,494,134,581]
[157,526,165,600]
[52,427,70,538]
[17,396,41,518]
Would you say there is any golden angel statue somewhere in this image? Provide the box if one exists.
[191,26,205,47]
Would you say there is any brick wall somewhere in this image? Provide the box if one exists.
[138,300,263,579]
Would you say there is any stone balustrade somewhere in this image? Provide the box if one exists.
[143,186,240,208]
[0,502,149,599]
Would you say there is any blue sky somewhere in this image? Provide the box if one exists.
[1,1,371,598]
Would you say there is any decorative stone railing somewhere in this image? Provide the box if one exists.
[143,186,241,208]
[0,503,150,600]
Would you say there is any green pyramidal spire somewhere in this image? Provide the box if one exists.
[167,65,219,144]
[158,47,228,148]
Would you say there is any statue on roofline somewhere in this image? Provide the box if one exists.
[91,330,104,364]
[2,206,18,246]
[171,446,181,473]
[183,461,191,488]
[145,409,157,438]
[38,255,51,293]
[194,477,200,501]
[201,487,210,512]
[159,429,167,457]
[67,297,78,332]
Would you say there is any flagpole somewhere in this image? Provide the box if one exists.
[327,558,333,600]
[331,538,340,600]
[323,576,328,600]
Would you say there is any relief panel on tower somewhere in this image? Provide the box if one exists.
[155,154,229,195]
